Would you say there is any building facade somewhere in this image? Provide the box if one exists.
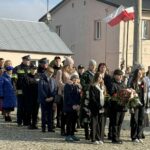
[40,0,150,71]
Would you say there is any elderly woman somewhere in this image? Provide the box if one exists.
[0,66,17,122]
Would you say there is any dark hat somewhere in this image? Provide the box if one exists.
[5,66,13,71]
[39,58,49,64]
[113,69,123,75]
[22,55,31,61]
[78,64,84,69]
[30,64,37,70]
[70,74,79,80]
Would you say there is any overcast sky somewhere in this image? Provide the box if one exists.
[0,0,62,21]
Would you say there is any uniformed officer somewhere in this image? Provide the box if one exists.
[13,55,31,126]
[22,64,40,129]
[37,58,49,74]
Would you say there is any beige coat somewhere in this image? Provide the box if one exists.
[55,69,71,96]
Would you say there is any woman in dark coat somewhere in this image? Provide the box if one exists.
[129,68,145,143]
[0,66,17,121]
[89,72,106,144]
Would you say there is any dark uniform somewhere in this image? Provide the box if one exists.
[13,55,31,126]
[22,65,40,129]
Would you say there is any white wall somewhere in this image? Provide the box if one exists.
[51,0,121,71]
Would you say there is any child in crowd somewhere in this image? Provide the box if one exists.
[63,75,81,142]
[89,72,106,144]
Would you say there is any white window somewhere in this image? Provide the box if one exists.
[56,25,62,37]
[94,20,101,40]
[142,20,150,40]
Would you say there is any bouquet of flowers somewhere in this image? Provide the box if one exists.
[112,88,142,108]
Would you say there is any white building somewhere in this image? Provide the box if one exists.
[40,0,150,71]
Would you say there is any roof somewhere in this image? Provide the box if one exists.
[0,18,72,55]
[97,0,150,10]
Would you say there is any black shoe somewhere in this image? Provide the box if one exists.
[61,130,66,136]
[42,128,46,132]
[85,136,90,140]
[48,129,55,132]
[112,140,123,144]
[7,116,12,122]
[5,116,8,122]
[142,133,145,139]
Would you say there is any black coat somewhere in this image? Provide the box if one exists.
[22,73,40,104]
[104,74,112,95]
[13,63,31,90]
[110,79,127,112]
[63,83,81,112]
[89,85,105,116]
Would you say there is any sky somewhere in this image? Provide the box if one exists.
[0,0,62,21]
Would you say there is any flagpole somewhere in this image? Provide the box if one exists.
[105,8,108,63]
[126,21,129,68]
[122,22,126,62]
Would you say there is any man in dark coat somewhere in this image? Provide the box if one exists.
[22,65,40,129]
[38,66,57,132]
[13,55,31,126]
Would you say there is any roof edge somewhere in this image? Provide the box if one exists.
[0,49,73,56]
[96,0,119,7]
[39,0,70,22]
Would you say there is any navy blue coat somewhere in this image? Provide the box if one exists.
[38,73,57,104]
[63,83,81,112]
[0,72,17,109]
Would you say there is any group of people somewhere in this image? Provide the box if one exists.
[0,55,150,145]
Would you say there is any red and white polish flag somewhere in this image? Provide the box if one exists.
[103,6,135,27]
[103,5,128,27]
[123,7,135,21]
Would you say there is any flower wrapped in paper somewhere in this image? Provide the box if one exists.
[112,88,142,108]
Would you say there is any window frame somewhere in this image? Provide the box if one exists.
[142,19,150,40]
[94,20,101,40]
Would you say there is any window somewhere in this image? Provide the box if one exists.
[56,25,62,37]
[142,20,150,40]
[94,20,101,40]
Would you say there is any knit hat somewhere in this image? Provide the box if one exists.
[89,59,97,66]
[64,57,74,66]
[5,66,13,71]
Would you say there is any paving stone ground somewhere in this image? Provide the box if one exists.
[0,111,150,150]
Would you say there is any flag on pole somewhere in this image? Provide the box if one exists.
[123,7,135,21]
[103,5,129,27]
